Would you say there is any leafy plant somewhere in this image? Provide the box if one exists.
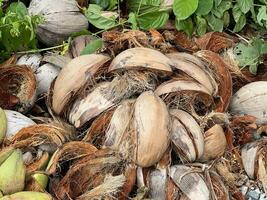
[0,1,42,62]
[234,38,267,74]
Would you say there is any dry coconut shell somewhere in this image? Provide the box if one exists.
[171,109,204,159]
[8,123,73,150]
[170,165,210,200]
[52,54,110,115]
[108,47,173,73]
[4,110,36,138]
[195,50,232,112]
[200,124,227,162]
[167,52,217,95]
[230,81,267,125]
[134,91,170,167]
[104,100,134,150]
[52,149,128,200]
[28,0,88,46]
[46,141,98,175]
[68,82,115,128]
[16,53,42,72]
[0,65,37,113]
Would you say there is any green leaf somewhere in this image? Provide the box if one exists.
[127,0,162,13]
[196,0,213,15]
[128,12,139,29]
[214,0,222,7]
[232,4,242,22]
[259,0,267,4]
[211,0,232,18]
[6,2,27,18]
[233,14,246,32]
[237,0,253,14]
[234,41,261,74]
[85,4,118,30]
[257,6,267,26]
[108,0,118,10]
[137,10,169,30]
[91,0,109,9]
[175,17,194,36]
[173,0,199,20]
[196,15,207,35]
[80,39,103,55]
[206,14,224,32]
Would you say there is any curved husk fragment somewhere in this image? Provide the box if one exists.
[170,113,196,162]
[69,82,115,128]
[46,141,98,175]
[35,63,60,95]
[0,191,52,200]
[171,109,204,160]
[70,71,156,128]
[230,81,267,125]
[167,52,216,95]
[52,149,130,200]
[0,149,25,195]
[241,141,260,179]
[170,165,210,200]
[104,100,134,149]
[134,91,170,167]
[52,54,110,115]
[16,53,42,72]
[8,123,73,150]
[195,50,232,112]
[0,65,37,113]
[200,124,226,162]
[155,79,212,97]
[4,110,36,138]
[108,47,173,73]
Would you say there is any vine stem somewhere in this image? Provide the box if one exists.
[16,44,65,54]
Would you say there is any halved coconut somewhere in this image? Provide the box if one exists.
[170,165,210,200]
[52,54,110,115]
[16,54,42,72]
[167,52,217,95]
[4,110,36,138]
[170,109,204,161]
[108,47,173,73]
[0,65,37,113]
[69,82,115,128]
[133,91,170,167]
[36,63,61,95]
[230,81,267,125]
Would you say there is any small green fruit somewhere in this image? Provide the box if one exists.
[0,108,7,141]
[0,149,25,195]
[0,191,52,200]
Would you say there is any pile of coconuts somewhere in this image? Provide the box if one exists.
[1,0,267,200]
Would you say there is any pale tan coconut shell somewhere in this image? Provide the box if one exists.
[134,91,170,167]
[170,109,204,160]
[108,47,173,73]
[155,79,212,97]
[170,165,210,200]
[104,100,134,148]
[68,82,115,128]
[170,115,196,162]
[200,124,226,162]
[167,53,216,95]
[52,54,110,115]
[241,141,259,179]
